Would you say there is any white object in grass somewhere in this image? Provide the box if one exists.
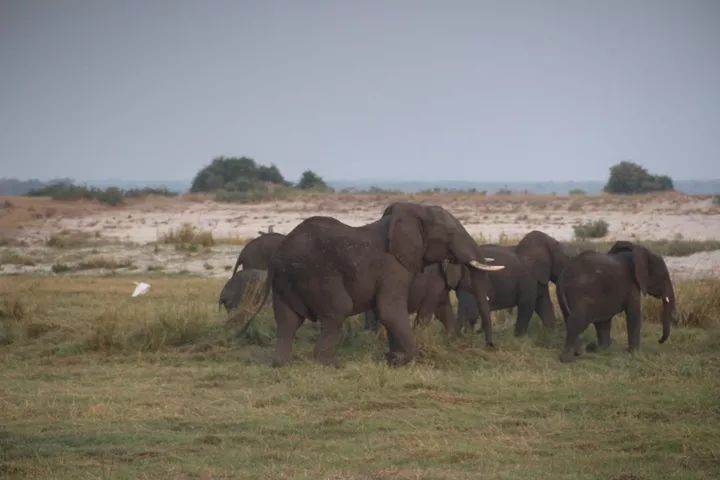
[131,281,151,297]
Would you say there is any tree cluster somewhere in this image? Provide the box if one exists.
[604,161,673,194]
[190,156,330,194]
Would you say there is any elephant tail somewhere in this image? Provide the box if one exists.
[231,253,244,276]
[236,266,273,336]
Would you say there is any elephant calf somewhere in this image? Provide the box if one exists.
[556,241,674,362]
[219,232,285,314]
[364,262,463,334]
[219,269,268,313]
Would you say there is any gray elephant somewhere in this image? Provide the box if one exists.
[556,241,674,362]
[249,202,503,367]
[230,232,285,273]
[219,232,285,313]
[364,261,463,334]
[219,269,268,312]
[457,230,570,336]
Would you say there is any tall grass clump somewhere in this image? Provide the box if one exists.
[159,223,214,248]
[573,219,609,239]
[0,297,27,345]
[85,302,220,353]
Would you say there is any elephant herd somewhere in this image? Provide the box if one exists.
[219,202,675,366]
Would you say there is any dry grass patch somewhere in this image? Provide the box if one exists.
[76,256,134,271]
[46,231,93,249]
[159,223,214,248]
[0,250,37,266]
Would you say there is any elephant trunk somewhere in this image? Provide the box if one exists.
[659,288,674,344]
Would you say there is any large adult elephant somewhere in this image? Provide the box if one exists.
[556,241,674,362]
[457,231,570,336]
[252,202,503,367]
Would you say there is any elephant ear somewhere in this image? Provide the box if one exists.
[441,261,462,289]
[631,246,650,294]
[609,241,648,293]
[387,209,425,274]
[608,241,635,254]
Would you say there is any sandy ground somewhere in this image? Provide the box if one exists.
[1,193,719,280]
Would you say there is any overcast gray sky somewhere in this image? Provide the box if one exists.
[1,0,718,183]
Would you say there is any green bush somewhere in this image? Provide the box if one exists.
[28,183,124,205]
[124,187,178,198]
[191,156,289,193]
[573,219,609,239]
[568,189,586,195]
[712,195,720,206]
[603,161,673,194]
[51,263,72,273]
[297,170,332,191]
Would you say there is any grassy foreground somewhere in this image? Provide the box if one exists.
[1,275,719,479]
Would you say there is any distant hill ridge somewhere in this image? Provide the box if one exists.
[2,178,719,195]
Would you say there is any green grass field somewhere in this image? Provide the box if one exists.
[1,275,719,479]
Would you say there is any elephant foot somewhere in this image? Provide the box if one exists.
[513,328,528,337]
[385,351,412,367]
[314,355,341,368]
[559,351,577,363]
[587,340,611,352]
[271,356,290,368]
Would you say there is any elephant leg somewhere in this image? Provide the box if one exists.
[587,318,613,352]
[477,296,494,347]
[271,293,304,367]
[559,314,586,363]
[364,310,379,332]
[435,295,459,336]
[513,299,535,337]
[625,300,642,353]
[313,318,343,367]
[456,290,479,333]
[376,286,416,367]
[535,284,557,329]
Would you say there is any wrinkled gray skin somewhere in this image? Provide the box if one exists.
[457,231,570,336]
[254,202,502,368]
[364,262,463,334]
[219,269,268,312]
[557,241,674,363]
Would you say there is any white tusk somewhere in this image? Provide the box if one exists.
[469,260,505,271]
[486,296,490,301]
[664,296,670,303]
[484,257,495,262]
